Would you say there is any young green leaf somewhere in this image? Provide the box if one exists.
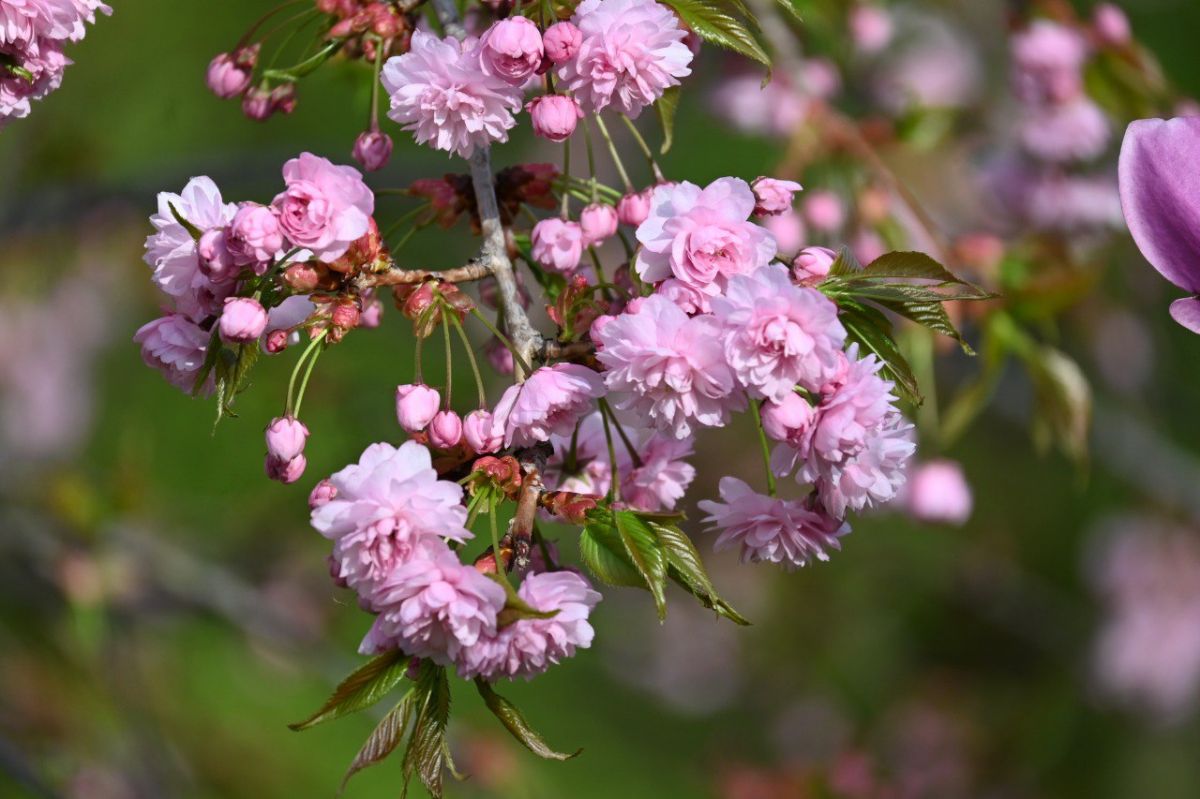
[168,201,203,241]
[339,693,414,793]
[656,86,680,154]
[579,521,647,588]
[838,300,922,405]
[652,523,750,625]
[661,0,771,68]
[613,510,668,620]
[289,649,410,731]
[874,298,975,355]
[475,680,581,761]
[402,663,452,799]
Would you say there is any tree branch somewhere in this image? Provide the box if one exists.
[355,259,492,289]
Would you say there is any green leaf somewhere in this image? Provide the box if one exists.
[340,694,414,792]
[262,39,344,82]
[652,523,750,625]
[579,522,646,588]
[874,298,975,355]
[212,341,260,427]
[475,680,581,761]
[613,510,668,620]
[168,201,203,241]
[827,251,990,298]
[838,300,922,405]
[656,85,680,154]
[289,650,409,731]
[661,0,771,68]
[1025,345,1092,465]
[772,0,803,23]
[402,663,452,799]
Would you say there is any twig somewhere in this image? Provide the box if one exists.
[355,259,491,289]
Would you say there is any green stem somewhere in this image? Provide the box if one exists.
[368,34,386,129]
[600,410,621,503]
[441,309,453,406]
[561,136,571,219]
[582,116,599,203]
[292,329,329,418]
[285,329,326,416]
[599,398,643,468]
[449,310,488,407]
[593,115,634,193]
[489,496,513,590]
[469,308,532,376]
[619,114,665,182]
[262,38,342,83]
[237,0,305,49]
[749,400,778,497]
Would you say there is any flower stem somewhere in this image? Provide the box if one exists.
[469,308,532,376]
[489,495,514,590]
[292,329,329,418]
[441,311,453,406]
[599,398,643,468]
[749,400,778,497]
[449,309,488,408]
[561,136,571,219]
[600,410,621,503]
[367,34,386,129]
[593,115,634,193]
[582,116,599,203]
[619,113,665,183]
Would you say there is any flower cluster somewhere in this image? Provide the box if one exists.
[0,0,109,125]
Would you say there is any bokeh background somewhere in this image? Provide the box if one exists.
[3,1,1200,797]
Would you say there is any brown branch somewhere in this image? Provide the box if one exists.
[355,259,492,289]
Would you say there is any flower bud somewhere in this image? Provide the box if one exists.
[242,85,273,121]
[617,189,652,227]
[464,409,502,454]
[486,339,515,375]
[227,203,284,265]
[579,203,619,246]
[206,52,253,99]
[309,478,338,509]
[751,177,803,216]
[265,328,290,353]
[793,246,837,281]
[542,21,582,64]
[531,218,584,274]
[906,459,972,526]
[429,410,463,449]
[353,129,394,172]
[198,228,236,283]
[1093,3,1131,47]
[265,415,310,462]
[760,394,814,443]
[395,383,440,432]
[283,262,322,293]
[331,302,360,330]
[401,282,438,320]
[849,4,893,55]
[219,297,268,344]
[266,453,306,484]
[480,16,543,84]
[762,210,805,256]
[361,296,384,328]
[270,82,297,116]
[527,94,582,142]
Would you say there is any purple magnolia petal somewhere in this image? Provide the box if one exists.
[1169,296,1200,334]
[1118,116,1200,293]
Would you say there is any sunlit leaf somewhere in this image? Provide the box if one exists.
[652,523,750,625]
[660,0,771,68]
[475,680,581,761]
[613,510,668,620]
[838,300,922,405]
[656,86,680,154]
[402,662,452,798]
[340,693,414,792]
[289,649,409,731]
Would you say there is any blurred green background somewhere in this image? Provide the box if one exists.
[3,2,1200,798]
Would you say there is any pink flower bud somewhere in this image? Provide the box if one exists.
[395,383,440,432]
[353,129,394,172]
[206,52,252,99]
[198,228,236,283]
[760,394,814,443]
[242,85,273,121]
[579,203,619,246]
[486,339,515,375]
[542,21,582,64]
[762,210,805,256]
[265,415,309,461]
[751,177,803,216]
[270,83,297,115]
[1093,3,1131,47]
[266,329,290,353]
[309,478,338,509]
[227,203,284,265]
[464,409,502,454]
[429,410,463,449]
[331,302,360,330]
[480,16,544,84]
[266,453,306,484]
[361,296,384,328]
[905,459,972,526]
[802,190,845,232]
[793,246,837,281]
[527,95,582,142]
[283,262,321,293]
[219,297,268,344]
[531,218,584,273]
[617,189,652,227]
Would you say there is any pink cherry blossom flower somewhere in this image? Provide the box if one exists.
[0,36,67,124]
[699,477,849,569]
[803,191,846,232]
[783,348,915,518]
[478,16,543,85]
[205,52,252,99]
[556,0,693,118]
[751,177,803,216]
[1011,20,1087,105]
[849,4,893,55]
[709,73,809,138]
[457,570,601,680]
[655,278,711,315]
[531,217,584,274]
[309,478,337,509]
[361,538,506,663]
[792,246,837,281]
[272,152,374,263]
[761,209,806,257]
[133,313,210,394]
[492,363,606,448]
[382,29,523,159]
[527,94,581,142]
[760,392,815,446]
[395,383,440,432]
[464,409,502,453]
[266,452,306,484]
[428,409,463,449]
[311,440,474,605]
[1093,3,1131,48]
[636,177,777,293]
[143,176,238,320]
[620,433,695,513]
[218,297,268,344]
[580,202,618,246]
[903,459,972,525]
[1019,96,1110,163]
[197,228,236,283]
[593,294,742,439]
[265,415,309,462]
[711,264,846,401]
